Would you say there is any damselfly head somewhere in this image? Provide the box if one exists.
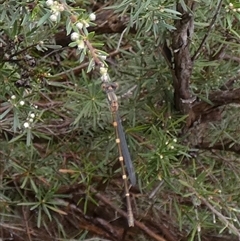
[101,82,118,93]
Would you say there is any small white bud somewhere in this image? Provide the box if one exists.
[213,214,216,223]
[50,14,58,22]
[173,138,177,142]
[99,55,107,60]
[29,118,34,123]
[100,67,108,75]
[229,3,233,8]
[58,4,64,12]
[53,11,60,16]
[46,0,54,7]
[197,224,201,232]
[71,32,79,41]
[23,122,30,128]
[76,22,83,30]
[11,95,16,100]
[19,100,25,106]
[101,74,109,82]
[30,113,35,118]
[89,13,96,21]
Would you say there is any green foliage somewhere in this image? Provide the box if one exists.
[1,0,240,240]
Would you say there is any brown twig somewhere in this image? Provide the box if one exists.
[220,72,240,90]
[198,140,240,154]
[192,0,223,61]
[90,187,167,241]
[223,54,240,63]
[48,45,132,81]
[22,205,33,241]
[185,88,240,128]
[200,195,240,238]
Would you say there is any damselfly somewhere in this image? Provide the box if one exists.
[102,82,136,227]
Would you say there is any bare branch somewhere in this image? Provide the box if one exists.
[192,0,223,61]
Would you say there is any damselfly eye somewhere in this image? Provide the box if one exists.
[15,79,31,88]
[111,82,118,90]
[101,83,107,90]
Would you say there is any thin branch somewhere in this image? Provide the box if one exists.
[22,206,33,241]
[192,0,223,61]
[198,140,240,154]
[223,54,240,63]
[184,184,240,238]
[49,45,132,81]
[220,72,240,90]
[8,43,38,59]
[200,195,240,238]
[90,187,167,241]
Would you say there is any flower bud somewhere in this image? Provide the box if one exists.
[71,32,79,41]
[89,13,96,21]
[50,14,57,22]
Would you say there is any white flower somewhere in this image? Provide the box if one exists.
[77,40,85,50]
[89,13,96,21]
[100,67,108,75]
[11,95,16,100]
[71,32,79,41]
[30,113,35,118]
[173,138,177,143]
[29,118,34,123]
[23,122,30,128]
[76,22,83,30]
[19,100,25,106]
[46,0,54,7]
[101,74,109,82]
[58,4,64,12]
[99,55,107,60]
[53,11,60,16]
[50,14,58,22]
